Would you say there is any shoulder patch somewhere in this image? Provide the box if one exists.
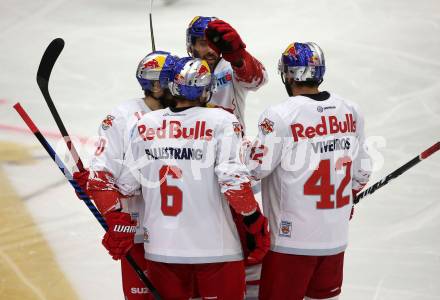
[259,118,274,135]
[101,115,115,130]
[232,122,242,137]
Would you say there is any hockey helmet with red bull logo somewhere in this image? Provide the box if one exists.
[186,16,218,54]
[278,42,325,84]
[169,57,214,101]
[136,51,179,91]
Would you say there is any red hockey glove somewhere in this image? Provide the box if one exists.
[72,169,89,199]
[230,208,252,258]
[87,171,121,215]
[205,19,246,64]
[102,211,136,260]
[243,210,270,265]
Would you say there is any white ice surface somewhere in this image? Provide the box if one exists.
[1,0,439,299]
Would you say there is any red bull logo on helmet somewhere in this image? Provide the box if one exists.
[142,55,166,71]
[143,59,160,70]
[284,43,297,59]
[308,53,321,66]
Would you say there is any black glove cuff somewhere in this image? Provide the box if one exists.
[243,210,261,226]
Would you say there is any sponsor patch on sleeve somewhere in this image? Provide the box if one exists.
[259,118,274,135]
[232,122,242,137]
[101,115,115,130]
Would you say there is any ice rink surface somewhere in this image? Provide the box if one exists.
[1,0,439,299]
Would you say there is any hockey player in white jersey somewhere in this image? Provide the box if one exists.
[100,57,270,300]
[187,16,267,298]
[247,42,372,300]
[73,51,179,300]
[186,16,267,130]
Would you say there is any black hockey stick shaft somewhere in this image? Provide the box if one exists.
[36,38,85,172]
[13,103,163,300]
[149,0,156,51]
[354,142,440,204]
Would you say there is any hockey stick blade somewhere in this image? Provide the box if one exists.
[36,38,85,171]
[36,38,64,91]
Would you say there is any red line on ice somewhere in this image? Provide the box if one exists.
[0,123,92,145]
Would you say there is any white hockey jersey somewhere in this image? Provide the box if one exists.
[207,57,268,131]
[118,106,253,263]
[89,98,151,243]
[248,92,372,256]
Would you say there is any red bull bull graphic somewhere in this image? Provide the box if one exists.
[143,59,160,70]
[286,44,297,59]
[142,55,166,71]
[259,118,274,135]
[101,115,115,130]
[232,122,242,137]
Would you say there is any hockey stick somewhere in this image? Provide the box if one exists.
[36,38,85,172]
[35,39,162,299]
[13,103,163,300]
[354,142,440,204]
[149,0,156,51]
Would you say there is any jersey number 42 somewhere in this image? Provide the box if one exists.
[304,159,352,209]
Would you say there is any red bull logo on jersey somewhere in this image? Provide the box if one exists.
[101,115,115,130]
[232,122,242,137]
[259,118,274,135]
[290,114,356,142]
[138,120,213,141]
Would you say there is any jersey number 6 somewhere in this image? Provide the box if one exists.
[159,165,183,216]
